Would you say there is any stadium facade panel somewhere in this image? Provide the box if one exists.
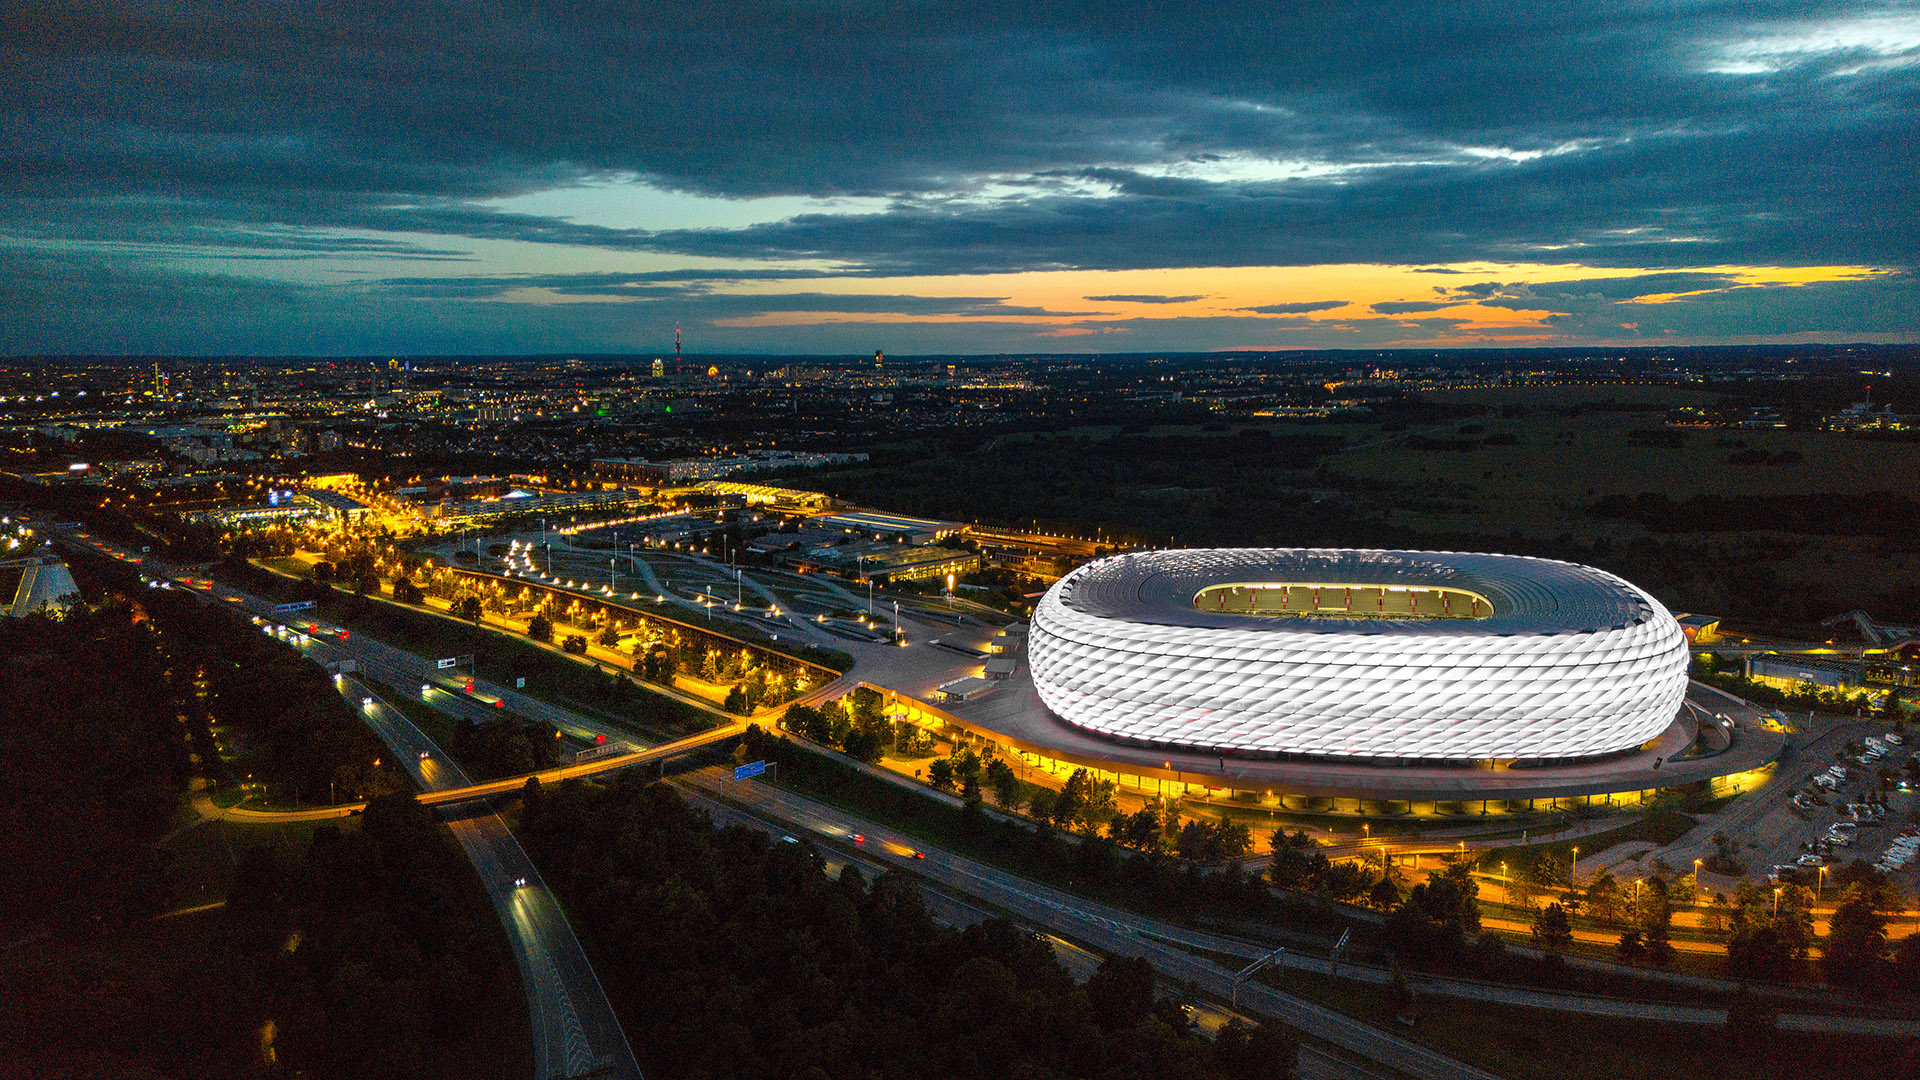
[1028,548,1689,761]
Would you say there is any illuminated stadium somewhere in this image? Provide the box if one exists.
[1027,549,1691,764]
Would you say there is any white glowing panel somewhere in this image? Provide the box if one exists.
[1028,549,1689,760]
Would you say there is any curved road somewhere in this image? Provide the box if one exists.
[352,678,644,1080]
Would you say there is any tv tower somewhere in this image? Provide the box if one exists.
[674,322,682,373]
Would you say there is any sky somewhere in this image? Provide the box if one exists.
[4,1,1918,356]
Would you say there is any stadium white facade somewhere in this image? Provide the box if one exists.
[1028,549,1690,762]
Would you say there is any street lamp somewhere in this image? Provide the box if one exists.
[1773,887,1781,916]
[1570,846,1579,887]
[1694,858,1703,904]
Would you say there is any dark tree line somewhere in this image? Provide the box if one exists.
[0,602,185,938]
[138,585,403,805]
[448,713,561,780]
[222,795,517,1080]
[1590,491,1920,541]
[520,773,1297,1080]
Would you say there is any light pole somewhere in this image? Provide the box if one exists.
[1570,846,1579,888]
[1695,858,1703,904]
[1773,887,1781,917]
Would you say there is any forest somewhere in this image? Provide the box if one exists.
[519,773,1297,1080]
[0,602,184,939]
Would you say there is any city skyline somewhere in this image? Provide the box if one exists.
[5,2,1918,355]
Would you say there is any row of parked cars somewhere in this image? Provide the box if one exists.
[1878,830,1920,874]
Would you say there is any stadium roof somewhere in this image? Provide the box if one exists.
[1060,548,1661,638]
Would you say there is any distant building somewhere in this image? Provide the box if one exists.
[593,451,867,485]
[817,510,960,545]
[592,458,671,484]
[304,488,376,524]
[1674,613,1722,643]
[786,540,978,583]
[1746,655,1861,691]
[5,556,79,618]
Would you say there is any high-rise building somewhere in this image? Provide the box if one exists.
[652,357,665,378]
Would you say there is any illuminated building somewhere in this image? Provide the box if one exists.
[1029,549,1689,761]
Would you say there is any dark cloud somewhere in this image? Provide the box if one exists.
[1,0,1916,350]
[1241,300,1349,314]
[1084,294,1207,304]
[1371,300,1454,314]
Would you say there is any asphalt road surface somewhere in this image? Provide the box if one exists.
[349,678,645,1080]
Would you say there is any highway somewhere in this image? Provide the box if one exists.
[677,766,1920,1045]
[56,520,1920,1065]
[673,778,1394,1080]
[347,677,645,1080]
[673,766,1507,1080]
[47,524,657,1080]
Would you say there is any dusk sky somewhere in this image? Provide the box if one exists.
[5,1,1918,356]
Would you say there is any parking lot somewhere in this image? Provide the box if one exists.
[1766,728,1919,888]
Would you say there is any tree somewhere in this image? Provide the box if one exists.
[1703,891,1735,942]
[455,594,482,621]
[1051,769,1090,828]
[1217,819,1253,860]
[562,634,588,655]
[640,644,674,682]
[1368,876,1403,912]
[723,685,750,715]
[392,577,423,605]
[1823,884,1890,991]
[841,726,884,764]
[526,613,553,642]
[1025,787,1057,823]
[1084,956,1156,1030]
[1616,928,1645,962]
[597,623,620,648]
[1726,923,1796,982]
[927,758,956,791]
[1641,921,1675,967]
[1215,1018,1298,1080]
[1584,871,1625,926]
[985,757,1021,809]
[1532,902,1574,951]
